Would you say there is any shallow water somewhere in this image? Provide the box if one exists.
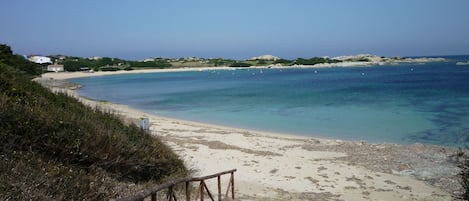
[73,56,469,147]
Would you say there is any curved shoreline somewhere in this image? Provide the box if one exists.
[38,58,438,80]
[37,70,461,200]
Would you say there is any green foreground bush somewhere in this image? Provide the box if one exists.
[0,45,187,200]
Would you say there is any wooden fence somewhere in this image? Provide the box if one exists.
[116,169,237,201]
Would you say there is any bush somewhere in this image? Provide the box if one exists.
[0,44,42,75]
[129,61,172,68]
[229,62,251,67]
[273,59,293,65]
[293,57,341,65]
[100,66,119,71]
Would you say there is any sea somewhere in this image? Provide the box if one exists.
[72,55,469,147]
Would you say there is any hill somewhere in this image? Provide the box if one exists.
[0,44,187,200]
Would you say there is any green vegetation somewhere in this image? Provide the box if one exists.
[0,45,42,75]
[128,60,172,68]
[57,56,127,72]
[0,44,187,200]
[243,59,278,66]
[99,66,120,71]
[293,57,341,65]
[57,56,172,71]
[229,62,251,67]
[207,58,236,67]
[62,59,93,71]
[344,57,370,62]
[273,59,293,65]
[47,53,351,71]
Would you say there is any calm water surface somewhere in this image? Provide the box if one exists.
[73,56,469,147]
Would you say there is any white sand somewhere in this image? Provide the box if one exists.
[40,67,236,80]
[38,70,454,201]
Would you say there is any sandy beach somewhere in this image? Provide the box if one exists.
[37,70,462,201]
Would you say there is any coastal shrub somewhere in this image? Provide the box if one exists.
[128,61,172,68]
[345,57,370,62]
[208,58,236,67]
[0,45,188,199]
[100,66,119,71]
[257,60,267,65]
[63,60,90,71]
[273,59,293,65]
[293,57,341,65]
[229,62,251,67]
[58,56,128,71]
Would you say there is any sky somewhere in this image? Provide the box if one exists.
[1,0,469,60]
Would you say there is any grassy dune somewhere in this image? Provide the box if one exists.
[0,45,187,200]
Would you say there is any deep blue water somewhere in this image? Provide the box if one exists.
[72,56,469,147]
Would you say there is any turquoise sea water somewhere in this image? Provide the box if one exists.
[72,56,469,147]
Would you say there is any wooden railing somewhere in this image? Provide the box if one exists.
[116,169,237,201]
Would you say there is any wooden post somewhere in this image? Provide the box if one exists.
[200,181,204,201]
[114,169,236,201]
[203,181,215,201]
[217,176,221,201]
[231,172,235,200]
[185,181,190,201]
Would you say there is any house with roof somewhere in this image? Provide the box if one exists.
[28,55,52,64]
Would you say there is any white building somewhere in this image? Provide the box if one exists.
[47,64,64,72]
[29,56,52,64]
[143,58,155,62]
[88,56,102,60]
[248,54,280,61]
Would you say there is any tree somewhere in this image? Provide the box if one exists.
[63,60,89,71]
[0,44,13,59]
[0,44,41,75]
[97,57,114,67]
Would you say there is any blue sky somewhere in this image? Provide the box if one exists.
[1,0,468,60]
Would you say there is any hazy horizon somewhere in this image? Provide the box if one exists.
[2,0,469,60]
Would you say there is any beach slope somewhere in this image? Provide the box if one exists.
[38,71,461,200]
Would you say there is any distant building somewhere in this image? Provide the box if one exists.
[47,64,64,72]
[88,56,102,60]
[248,55,280,61]
[143,58,155,62]
[28,55,52,64]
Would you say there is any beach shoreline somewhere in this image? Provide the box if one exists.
[37,58,424,80]
[36,70,462,200]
